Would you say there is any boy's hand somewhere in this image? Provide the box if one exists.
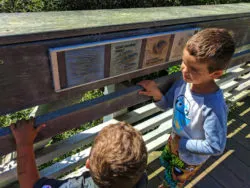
[138,80,163,101]
[10,118,46,148]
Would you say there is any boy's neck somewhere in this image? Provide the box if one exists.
[190,80,219,94]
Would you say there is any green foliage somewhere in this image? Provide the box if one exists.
[51,89,103,144]
[0,108,33,127]
[0,0,44,12]
[0,0,246,12]
[161,145,185,169]
[168,65,181,75]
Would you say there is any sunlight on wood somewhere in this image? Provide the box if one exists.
[185,150,234,188]
[227,119,236,126]
[240,107,250,116]
[148,167,165,180]
[236,101,245,107]
[227,123,247,138]
[246,134,250,138]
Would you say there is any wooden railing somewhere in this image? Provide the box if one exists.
[0,3,250,187]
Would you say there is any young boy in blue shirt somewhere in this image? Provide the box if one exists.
[138,28,235,187]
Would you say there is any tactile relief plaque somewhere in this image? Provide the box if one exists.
[142,35,173,68]
[50,45,105,91]
[169,29,199,62]
[49,27,199,92]
[110,40,142,76]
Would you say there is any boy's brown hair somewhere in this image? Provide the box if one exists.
[89,122,148,188]
[186,28,235,73]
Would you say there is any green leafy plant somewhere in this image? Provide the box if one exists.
[0,108,33,127]
[168,65,181,75]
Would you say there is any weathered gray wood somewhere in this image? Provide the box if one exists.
[134,110,173,134]
[142,120,172,144]
[194,175,224,188]
[209,161,244,188]
[222,151,250,184]
[0,72,181,156]
[1,3,250,45]
[216,63,250,85]
[0,9,250,115]
[116,103,161,124]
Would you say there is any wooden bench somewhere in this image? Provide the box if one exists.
[0,3,250,187]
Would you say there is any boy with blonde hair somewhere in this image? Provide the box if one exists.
[11,120,148,188]
[138,28,235,187]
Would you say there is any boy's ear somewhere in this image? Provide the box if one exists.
[210,70,224,79]
[86,158,90,169]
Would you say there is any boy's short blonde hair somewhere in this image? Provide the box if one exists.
[186,28,235,72]
[89,122,147,188]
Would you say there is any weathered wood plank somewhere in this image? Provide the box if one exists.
[0,72,180,156]
[142,120,172,144]
[134,110,173,134]
[0,15,250,115]
[116,103,161,124]
[0,4,250,45]
[209,161,244,188]
[226,138,250,167]
[217,63,250,85]
[221,154,250,185]
[190,175,223,188]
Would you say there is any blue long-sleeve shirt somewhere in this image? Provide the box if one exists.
[156,79,228,165]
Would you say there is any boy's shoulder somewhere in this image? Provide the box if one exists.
[34,170,97,188]
[202,89,228,118]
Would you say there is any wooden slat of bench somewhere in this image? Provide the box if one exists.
[116,103,161,124]
[216,63,250,85]
[142,120,172,144]
[134,110,173,133]
[146,133,170,153]
[220,71,250,92]
[40,148,91,178]
[225,90,250,103]
[60,166,89,180]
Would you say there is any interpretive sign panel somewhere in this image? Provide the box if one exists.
[65,46,105,87]
[109,40,142,76]
[50,46,105,91]
[50,28,199,92]
[142,35,173,68]
[169,29,197,62]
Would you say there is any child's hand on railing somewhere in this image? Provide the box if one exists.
[10,118,46,148]
[138,80,163,101]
